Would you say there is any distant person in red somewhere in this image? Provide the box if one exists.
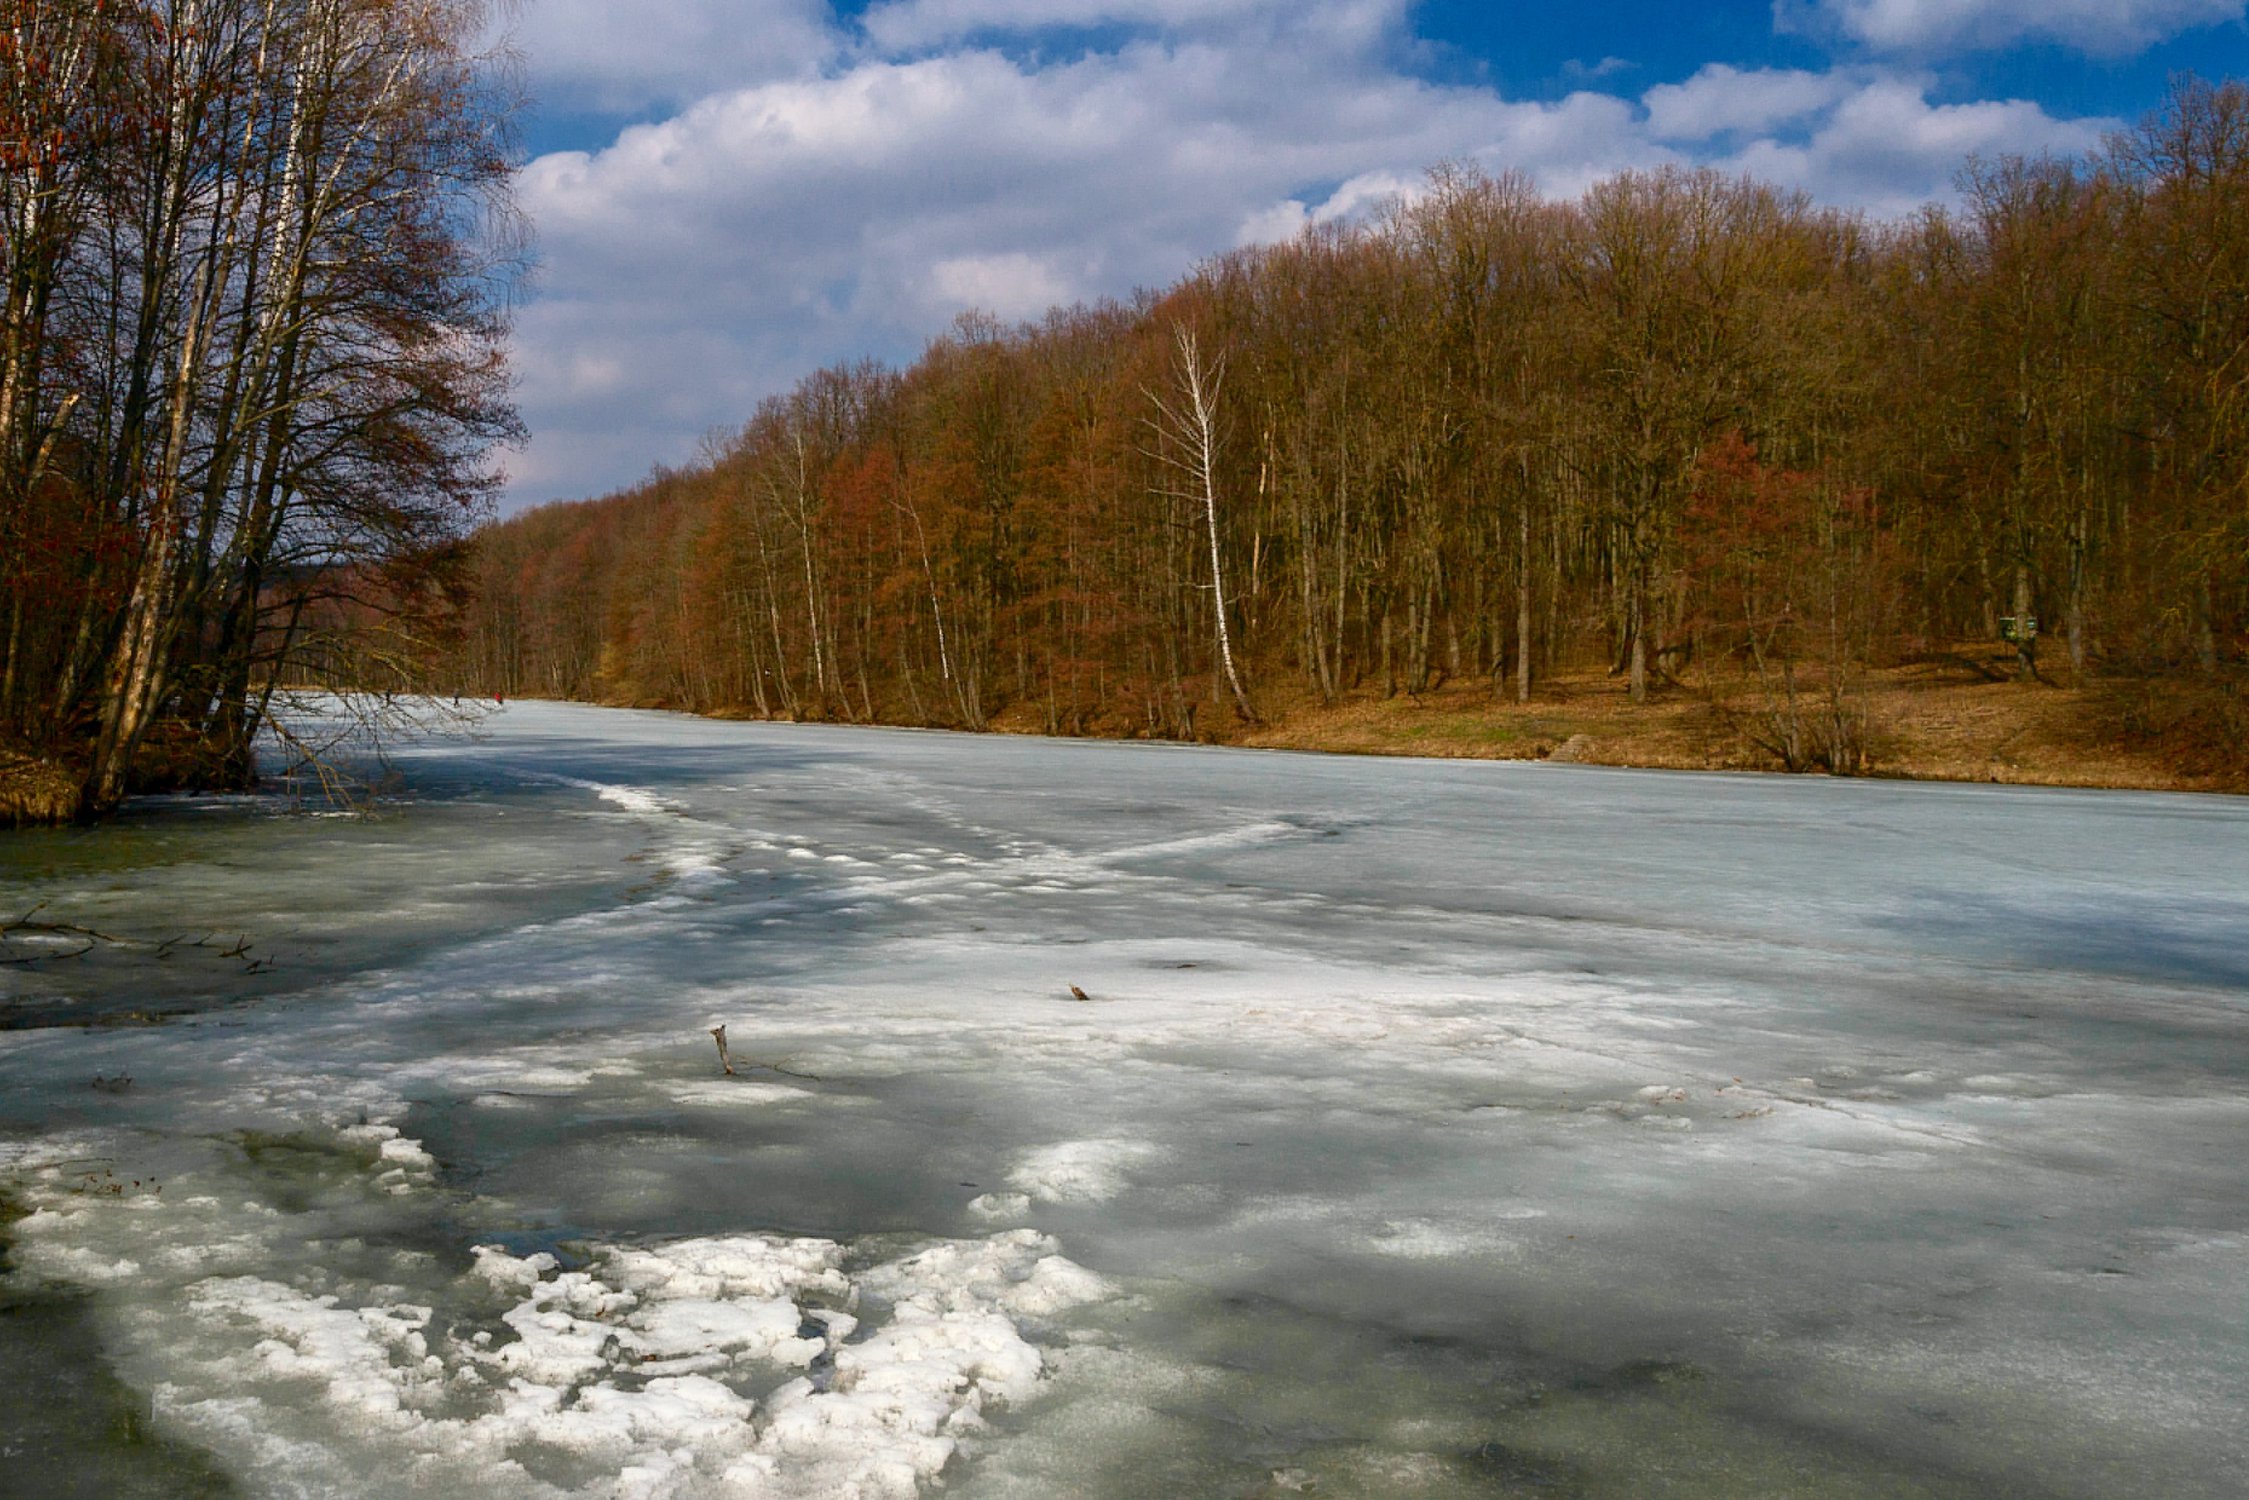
[495,692,505,706]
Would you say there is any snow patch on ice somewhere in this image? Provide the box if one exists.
[553,776,679,818]
[1364,1219,1525,1260]
[5,1122,1107,1497]
[520,770,740,895]
[338,1123,437,1194]
[659,1080,814,1108]
[968,1191,1032,1221]
[141,1229,1112,1499]
[1100,819,1304,864]
[1008,1139,1163,1205]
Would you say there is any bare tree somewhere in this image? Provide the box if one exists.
[1144,324,1257,724]
[2,0,521,819]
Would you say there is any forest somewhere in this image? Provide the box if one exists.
[0,0,517,822]
[456,79,2249,785]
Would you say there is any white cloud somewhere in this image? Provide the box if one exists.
[495,1,2118,507]
[1717,77,2112,217]
[501,0,837,114]
[1789,0,2244,57]
[1643,65,1852,141]
[1561,55,1636,82]
[860,0,1283,51]
[928,252,1082,320]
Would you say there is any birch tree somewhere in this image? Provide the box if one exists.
[1145,323,1256,724]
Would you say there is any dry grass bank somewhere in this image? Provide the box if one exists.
[1074,647,2245,795]
[1,724,258,828]
[0,744,80,827]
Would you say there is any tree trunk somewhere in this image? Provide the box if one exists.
[2196,570,2219,672]
[1627,559,1649,704]
[2012,558,2037,681]
[2066,509,2087,681]
[84,277,210,815]
[1514,500,1532,703]
[1150,326,1256,723]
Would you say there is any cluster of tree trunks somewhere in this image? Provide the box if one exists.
[1,0,519,820]
[455,81,2247,764]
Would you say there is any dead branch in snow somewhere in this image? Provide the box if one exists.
[705,1025,826,1082]
[0,902,124,964]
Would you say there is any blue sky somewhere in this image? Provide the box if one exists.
[493,0,2249,510]
[1415,1,2247,113]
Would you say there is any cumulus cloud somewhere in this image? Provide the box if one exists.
[1786,0,2245,57]
[503,0,838,114]
[928,252,1080,321]
[1713,78,2114,217]
[1643,65,1852,140]
[494,0,2116,506]
[859,0,1291,51]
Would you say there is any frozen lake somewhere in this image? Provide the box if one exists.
[3,701,2245,1498]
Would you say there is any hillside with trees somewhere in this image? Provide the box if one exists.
[0,0,519,822]
[454,82,2249,788]
[474,82,2231,789]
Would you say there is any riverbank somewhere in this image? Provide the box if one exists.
[1222,654,2246,794]
[2,722,266,828]
[956,645,2244,795]
[7,649,2234,828]
[672,656,2247,794]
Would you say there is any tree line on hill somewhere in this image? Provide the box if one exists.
[456,80,2248,774]
[0,0,517,821]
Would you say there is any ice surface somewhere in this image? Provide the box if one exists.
[3,701,2247,1497]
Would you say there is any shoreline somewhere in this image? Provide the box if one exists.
[6,655,2237,829]
[519,654,2248,799]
